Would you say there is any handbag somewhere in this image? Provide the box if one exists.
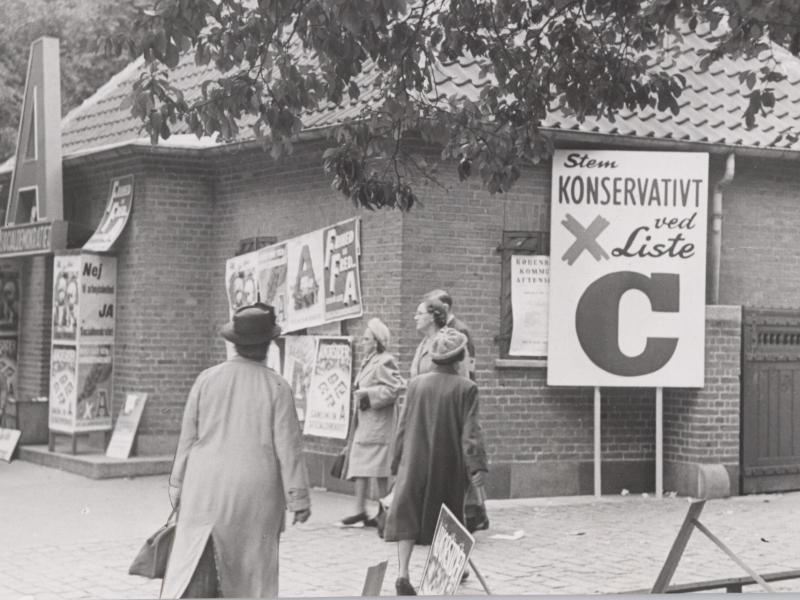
[129,509,177,579]
[330,449,347,479]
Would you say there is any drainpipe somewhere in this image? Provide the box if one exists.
[710,153,736,304]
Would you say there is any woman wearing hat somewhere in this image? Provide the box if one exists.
[339,317,406,527]
[410,297,469,379]
[161,303,311,599]
[385,327,488,595]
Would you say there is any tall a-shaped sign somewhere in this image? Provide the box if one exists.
[5,37,62,225]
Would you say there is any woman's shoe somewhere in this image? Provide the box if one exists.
[338,511,367,527]
[395,577,417,595]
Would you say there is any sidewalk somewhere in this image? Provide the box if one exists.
[1,460,798,598]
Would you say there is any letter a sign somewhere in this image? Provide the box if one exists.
[5,37,63,226]
[547,150,709,388]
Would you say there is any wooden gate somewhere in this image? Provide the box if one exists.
[741,308,800,493]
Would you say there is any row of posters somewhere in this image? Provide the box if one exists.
[266,336,353,440]
[226,217,363,333]
[49,254,117,433]
[0,264,20,405]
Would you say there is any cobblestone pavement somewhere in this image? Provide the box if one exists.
[1,461,798,598]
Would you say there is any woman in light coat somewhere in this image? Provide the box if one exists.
[339,318,405,527]
[161,304,311,598]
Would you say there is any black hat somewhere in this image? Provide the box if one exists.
[220,303,282,345]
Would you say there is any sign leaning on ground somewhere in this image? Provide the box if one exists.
[0,426,21,462]
[547,150,709,387]
[419,504,475,595]
[106,392,147,459]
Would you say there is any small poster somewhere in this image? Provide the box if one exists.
[106,392,147,459]
[322,219,363,321]
[303,337,352,439]
[226,251,259,314]
[0,427,21,462]
[509,255,550,356]
[0,265,20,334]
[0,338,18,402]
[257,243,288,327]
[286,230,325,331]
[52,255,81,343]
[283,336,317,421]
[419,504,476,595]
[49,346,77,431]
[78,255,117,344]
[83,175,134,252]
[75,344,113,432]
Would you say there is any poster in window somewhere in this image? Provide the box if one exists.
[0,338,18,403]
[48,346,77,431]
[509,255,549,356]
[0,265,20,334]
[303,337,352,439]
[52,255,81,343]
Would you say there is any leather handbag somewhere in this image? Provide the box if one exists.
[129,509,177,579]
[330,449,346,479]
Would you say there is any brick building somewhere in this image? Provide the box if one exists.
[2,26,800,498]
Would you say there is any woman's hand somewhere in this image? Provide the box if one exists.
[358,393,371,411]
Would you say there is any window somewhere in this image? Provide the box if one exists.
[497,230,549,358]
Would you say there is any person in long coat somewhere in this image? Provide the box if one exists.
[161,303,311,599]
[339,318,406,527]
[384,327,488,596]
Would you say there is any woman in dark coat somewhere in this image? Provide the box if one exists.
[384,327,488,596]
[339,318,406,526]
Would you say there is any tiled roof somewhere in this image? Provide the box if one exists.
[20,22,800,165]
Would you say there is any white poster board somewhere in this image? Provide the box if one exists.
[106,392,147,459]
[509,255,549,356]
[547,150,708,387]
[0,427,21,462]
[302,336,352,439]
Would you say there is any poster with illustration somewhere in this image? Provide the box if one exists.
[74,344,113,432]
[225,251,260,314]
[257,242,288,327]
[303,337,352,439]
[283,336,317,421]
[48,346,77,431]
[0,265,20,334]
[78,255,117,344]
[83,175,134,252]
[419,504,475,595]
[52,255,81,343]
[322,219,363,321]
[0,338,18,403]
[286,230,325,331]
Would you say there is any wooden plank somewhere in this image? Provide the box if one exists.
[741,366,757,466]
[361,560,388,596]
[649,500,706,593]
[769,368,779,458]
[780,369,793,458]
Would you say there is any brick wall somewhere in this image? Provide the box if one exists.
[16,256,52,401]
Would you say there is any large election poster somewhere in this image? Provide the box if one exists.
[74,344,113,432]
[52,255,81,343]
[303,337,352,439]
[78,255,117,344]
[257,242,288,327]
[509,255,549,356]
[286,230,325,330]
[548,150,709,387]
[322,219,362,321]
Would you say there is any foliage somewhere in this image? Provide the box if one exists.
[0,0,137,162]
[115,1,800,209]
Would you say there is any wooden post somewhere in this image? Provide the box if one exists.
[594,387,601,498]
[468,559,493,595]
[656,387,663,499]
[651,500,706,593]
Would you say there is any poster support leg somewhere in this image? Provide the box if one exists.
[594,387,601,498]
[468,559,492,595]
[656,387,663,499]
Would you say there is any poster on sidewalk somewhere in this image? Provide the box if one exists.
[0,338,18,403]
[547,150,709,387]
[48,346,77,431]
[0,426,21,462]
[283,336,317,421]
[83,175,134,252]
[0,264,20,334]
[303,337,352,439]
[78,254,117,344]
[322,219,363,321]
[509,255,549,356]
[286,230,325,331]
[74,344,113,432]
[419,504,475,595]
[52,255,81,343]
[106,392,147,459]
[257,242,288,327]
